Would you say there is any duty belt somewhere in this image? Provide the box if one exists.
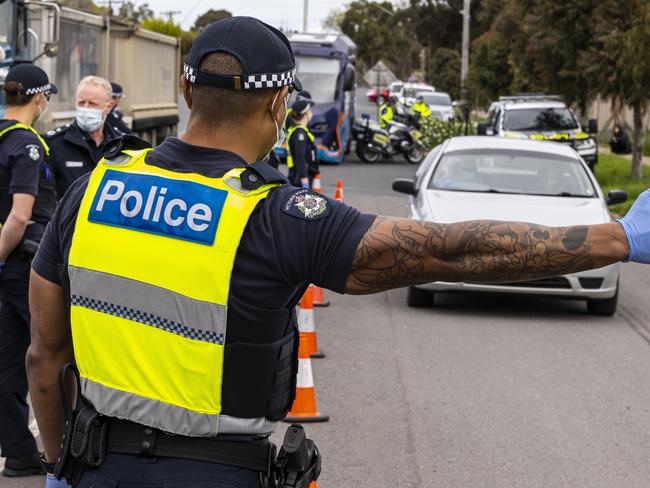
[105,420,276,475]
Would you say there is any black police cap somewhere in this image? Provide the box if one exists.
[110,82,124,98]
[184,16,302,92]
[5,64,57,95]
[291,98,314,115]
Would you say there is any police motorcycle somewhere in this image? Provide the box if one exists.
[353,113,425,165]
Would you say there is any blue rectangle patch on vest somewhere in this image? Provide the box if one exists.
[88,170,226,245]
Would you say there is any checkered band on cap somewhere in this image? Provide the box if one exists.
[184,63,296,90]
[24,83,52,95]
[183,64,197,83]
[243,68,297,89]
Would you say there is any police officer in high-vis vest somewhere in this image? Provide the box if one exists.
[0,64,56,478]
[286,97,318,188]
[409,94,431,121]
[108,82,132,135]
[26,15,650,488]
[378,96,395,129]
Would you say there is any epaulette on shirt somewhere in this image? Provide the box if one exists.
[241,161,288,189]
[102,134,152,160]
[44,123,72,139]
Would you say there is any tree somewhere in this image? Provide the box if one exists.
[520,0,597,114]
[582,0,650,178]
[428,48,461,99]
[192,9,233,32]
[142,18,182,38]
[118,1,153,23]
[322,9,344,32]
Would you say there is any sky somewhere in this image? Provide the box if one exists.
[143,0,346,32]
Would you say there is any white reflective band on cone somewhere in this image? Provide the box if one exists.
[298,308,315,333]
[296,358,315,388]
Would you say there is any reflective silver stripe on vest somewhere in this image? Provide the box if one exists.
[69,265,226,344]
[82,378,278,436]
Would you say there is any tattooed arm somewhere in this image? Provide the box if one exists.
[345,216,629,295]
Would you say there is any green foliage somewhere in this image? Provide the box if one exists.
[58,0,106,14]
[118,1,153,23]
[596,153,650,215]
[419,118,473,150]
[141,18,182,38]
[428,48,461,100]
[192,9,233,32]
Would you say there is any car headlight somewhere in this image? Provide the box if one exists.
[574,137,596,150]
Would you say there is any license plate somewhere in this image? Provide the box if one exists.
[373,133,388,145]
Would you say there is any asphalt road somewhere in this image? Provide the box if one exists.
[6,97,650,487]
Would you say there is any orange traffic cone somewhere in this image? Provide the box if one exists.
[334,179,344,202]
[312,284,329,308]
[299,286,324,358]
[311,173,322,193]
[284,305,329,422]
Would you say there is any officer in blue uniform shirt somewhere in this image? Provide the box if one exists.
[108,81,132,135]
[27,15,650,488]
[286,97,318,188]
[44,76,120,198]
[0,63,56,478]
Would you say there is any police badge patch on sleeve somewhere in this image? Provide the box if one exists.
[25,144,41,161]
[282,189,330,221]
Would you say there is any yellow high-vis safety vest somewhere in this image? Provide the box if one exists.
[410,102,431,119]
[0,122,50,155]
[286,124,315,169]
[68,148,281,437]
[379,104,394,128]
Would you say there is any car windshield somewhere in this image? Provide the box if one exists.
[403,87,433,99]
[419,93,451,106]
[295,55,340,104]
[504,107,579,131]
[429,149,596,197]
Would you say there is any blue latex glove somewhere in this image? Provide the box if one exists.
[46,474,71,488]
[617,189,650,263]
[301,180,310,189]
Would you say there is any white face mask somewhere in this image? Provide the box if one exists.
[76,106,105,133]
[34,97,48,124]
[270,89,289,147]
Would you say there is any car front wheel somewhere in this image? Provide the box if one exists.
[586,283,619,316]
[407,286,434,307]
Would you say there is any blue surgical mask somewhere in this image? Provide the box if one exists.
[75,106,105,133]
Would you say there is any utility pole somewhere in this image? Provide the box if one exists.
[460,0,471,134]
[302,0,308,32]
[161,10,181,23]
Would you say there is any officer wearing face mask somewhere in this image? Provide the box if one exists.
[44,75,120,198]
[0,63,56,478]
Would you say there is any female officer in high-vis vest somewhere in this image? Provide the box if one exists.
[0,63,56,478]
[286,97,318,188]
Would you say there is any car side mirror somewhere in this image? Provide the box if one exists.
[606,190,627,206]
[477,123,488,135]
[392,178,417,196]
[588,119,598,134]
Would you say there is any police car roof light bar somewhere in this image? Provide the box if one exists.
[499,94,562,103]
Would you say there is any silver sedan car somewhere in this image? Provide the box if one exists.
[392,136,628,316]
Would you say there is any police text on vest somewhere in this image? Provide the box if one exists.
[89,170,227,245]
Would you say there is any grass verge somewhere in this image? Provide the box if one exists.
[596,153,650,215]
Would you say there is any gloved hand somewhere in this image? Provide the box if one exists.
[46,474,71,488]
[617,189,650,263]
[301,178,310,189]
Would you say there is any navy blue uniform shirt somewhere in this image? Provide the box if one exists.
[44,120,121,198]
[0,120,56,279]
[32,137,375,343]
[108,107,132,135]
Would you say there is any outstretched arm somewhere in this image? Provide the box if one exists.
[345,216,629,295]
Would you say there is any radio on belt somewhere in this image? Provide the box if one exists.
[88,170,227,245]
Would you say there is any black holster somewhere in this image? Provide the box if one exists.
[273,424,321,488]
[54,363,107,487]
